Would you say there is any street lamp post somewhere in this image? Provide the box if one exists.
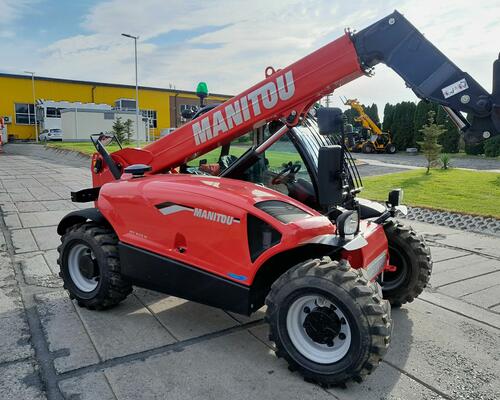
[24,71,38,142]
[121,33,140,147]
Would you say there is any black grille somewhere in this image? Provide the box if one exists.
[247,214,281,262]
[255,200,311,224]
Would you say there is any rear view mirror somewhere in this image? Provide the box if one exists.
[317,145,344,206]
[317,107,344,135]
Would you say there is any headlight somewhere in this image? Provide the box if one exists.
[336,210,359,237]
[388,188,403,207]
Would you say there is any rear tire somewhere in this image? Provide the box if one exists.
[362,143,374,154]
[57,222,132,310]
[266,257,391,386]
[379,220,432,307]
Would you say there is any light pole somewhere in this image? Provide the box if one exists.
[24,71,38,142]
[121,33,140,147]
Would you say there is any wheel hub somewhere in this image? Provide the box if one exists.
[303,306,341,346]
[78,253,97,279]
[286,295,352,364]
[67,243,99,293]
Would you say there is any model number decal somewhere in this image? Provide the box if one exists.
[441,78,468,99]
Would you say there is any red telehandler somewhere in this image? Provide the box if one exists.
[57,11,499,385]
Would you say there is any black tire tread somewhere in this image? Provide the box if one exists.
[383,219,432,306]
[57,222,132,310]
[265,257,391,386]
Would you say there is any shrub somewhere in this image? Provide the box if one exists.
[440,153,452,170]
[484,136,500,157]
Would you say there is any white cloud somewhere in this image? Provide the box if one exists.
[9,0,500,119]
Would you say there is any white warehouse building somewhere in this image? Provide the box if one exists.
[61,108,148,142]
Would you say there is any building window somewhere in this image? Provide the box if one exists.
[15,103,36,125]
[142,109,157,128]
[46,107,63,118]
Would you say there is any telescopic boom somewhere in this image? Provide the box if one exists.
[92,10,499,187]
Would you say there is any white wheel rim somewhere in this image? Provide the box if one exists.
[286,295,351,364]
[67,243,99,292]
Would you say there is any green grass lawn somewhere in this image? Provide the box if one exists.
[47,142,300,170]
[46,141,146,155]
[362,169,500,218]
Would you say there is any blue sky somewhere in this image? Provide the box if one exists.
[2,0,499,113]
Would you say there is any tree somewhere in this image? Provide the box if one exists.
[417,111,444,174]
[391,102,417,150]
[413,100,438,142]
[365,103,380,126]
[123,119,134,144]
[436,107,460,153]
[382,103,394,132]
[112,117,126,143]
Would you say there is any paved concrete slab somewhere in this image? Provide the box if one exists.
[437,271,500,298]
[17,252,61,288]
[11,228,39,253]
[0,252,15,287]
[59,372,115,400]
[135,289,239,341]
[31,226,60,250]
[386,301,500,400]
[18,210,69,228]
[462,284,500,309]
[4,212,22,229]
[43,249,59,275]
[104,330,332,400]
[431,254,500,287]
[428,245,470,262]
[16,201,47,212]
[0,285,33,363]
[0,361,46,400]
[35,291,100,373]
[42,199,77,211]
[75,294,176,360]
[1,150,499,400]
[0,232,6,253]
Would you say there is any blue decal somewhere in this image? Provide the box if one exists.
[228,273,248,281]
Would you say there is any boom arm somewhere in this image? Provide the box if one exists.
[93,10,499,187]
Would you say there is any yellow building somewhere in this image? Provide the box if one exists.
[0,73,231,140]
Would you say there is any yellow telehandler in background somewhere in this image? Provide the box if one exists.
[343,98,397,154]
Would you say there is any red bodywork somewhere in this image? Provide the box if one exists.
[87,29,389,297]
[97,174,388,285]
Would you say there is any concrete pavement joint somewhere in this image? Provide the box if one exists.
[434,270,500,289]
[425,240,500,262]
[382,360,453,400]
[0,211,63,400]
[56,318,265,381]
[417,297,500,331]
[133,292,180,342]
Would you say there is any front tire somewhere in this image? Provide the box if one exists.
[266,258,391,386]
[379,220,432,307]
[385,144,397,154]
[57,222,132,309]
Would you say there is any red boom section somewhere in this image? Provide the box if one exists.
[93,34,363,187]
